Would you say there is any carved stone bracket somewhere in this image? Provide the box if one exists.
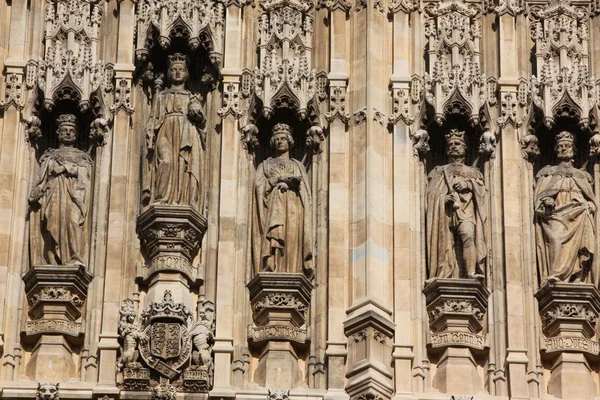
[343,310,395,400]
[137,205,208,285]
[0,70,25,111]
[320,0,352,12]
[326,85,350,124]
[423,278,489,394]
[23,265,93,336]
[247,272,313,388]
[110,77,134,115]
[389,0,419,13]
[218,81,244,119]
[36,383,59,400]
[133,0,225,69]
[534,282,600,399]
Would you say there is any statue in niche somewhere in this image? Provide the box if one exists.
[29,114,93,266]
[252,123,314,278]
[189,302,215,371]
[426,129,488,280]
[144,53,206,210]
[534,131,597,284]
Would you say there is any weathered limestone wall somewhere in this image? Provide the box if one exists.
[1,0,600,399]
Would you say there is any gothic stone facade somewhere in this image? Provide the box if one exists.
[4,0,600,399]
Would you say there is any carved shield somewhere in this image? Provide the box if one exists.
[149,322,183,359]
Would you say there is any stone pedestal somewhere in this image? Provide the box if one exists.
[247,273,312,388]
[137,205,207,307]
[535,282,600,400]
[22,265,92,381]
[423,278,489,395]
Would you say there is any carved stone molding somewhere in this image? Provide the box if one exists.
[151,383,176,400]
[36,383,59,400]
[133,0,225,68]
[389,0,419,13]
[494,0,523,16]
[320,0,352,12]
[0,72,25,111]
[218,82,244,119]
[28,0,113,112]
[529,0,596,129]
[326,86,350,124]
[137,205,208,285]
[423,0,496,126]
[110,78,134,115]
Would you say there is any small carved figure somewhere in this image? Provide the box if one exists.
[36,383,59,400]
[534,131,597,284]
[118,299,146,369]
[252,123,314,278]
[412,129,430,158]
[426,129,488,280]
[478,131,496,158]
[29,114,93,266]
[521,134,540,160]
[144,53,206,210]
[189,302,215,369]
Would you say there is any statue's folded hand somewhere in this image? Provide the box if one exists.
[587,201,596,214]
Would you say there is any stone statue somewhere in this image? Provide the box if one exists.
[29,114,93,266]
[118,299,146,370]
[252,123,314,278]
[534,131,597,284]
[189,302,215,369]
[426,129,488,280]
[145,53,206,210]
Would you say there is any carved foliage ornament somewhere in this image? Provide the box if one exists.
[429,299,485,323]
[133,0,225,68]
[28,0,113,112]
[529,0,597,129]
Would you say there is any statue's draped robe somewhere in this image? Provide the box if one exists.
[252,157,313,277]
[31,147,92,265]
[534,165,597,283]
[147,88,205,209]
[426,163,487,279]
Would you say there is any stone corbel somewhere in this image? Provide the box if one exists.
[218,79,244,120]
[326,74,350,124]
[320,0,352,12]
[0,60,27,111]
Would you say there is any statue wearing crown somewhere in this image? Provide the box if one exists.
[252,124,314,278]
[144,53,206,210]
[426,129,488,280]
[29,114,93,266]
[534,131,597,284]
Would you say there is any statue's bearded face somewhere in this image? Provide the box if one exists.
[168,63,188,84]
[446,137,466,158]
[555,140,574,160]
[57,125,77,145]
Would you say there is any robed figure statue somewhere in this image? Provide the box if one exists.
[252,124,314,278]
[534,131,597,284]
[145,53,206,210]
[29,114,93,266]
[426,129,488,280]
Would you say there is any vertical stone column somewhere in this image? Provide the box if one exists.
[96,0,137,389]
[535,283,600,400]
[344,2,395,400]
[323,1,350,398]
[0,0,29,381]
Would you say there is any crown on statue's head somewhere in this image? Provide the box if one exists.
[119,298,136,317]
[168,53,188,68]
[445,129,466,144]
[271,123,293,137]
[556,130,575,144]
[56,114,78,129]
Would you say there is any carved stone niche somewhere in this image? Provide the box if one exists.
[535,282,600,399]
[137,205,208,288]
[423,278,490,395]
[22,265,92,381]
[247,272,312,388]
